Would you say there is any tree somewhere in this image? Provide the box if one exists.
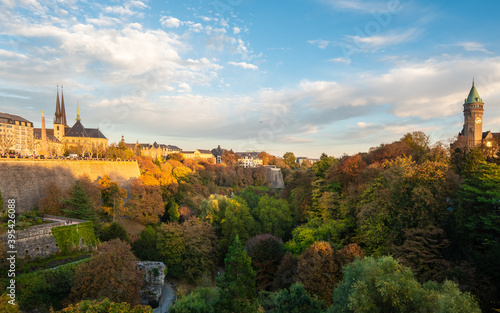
[127,179,164,225]
[98,222,130,243]
[69,239,142,305]
[170,287,218,313]
[216,236,258,313]
[312,153,337,179]
[262,283,326,313]
[132,226,161,261]
[246,234,284,291]
[272,253,298,291]
[53,298,152,312]
[156,222,185,277]
[330,256,481,313]
[166,200,180,222]
[181,217,218,282]
[220,197,256,252]
[254,195,293,239]
[38,182,65,216]
[0,293,21,313]
[297,241,340,305]
[63,180,97,221]
[98,175,127,220]
[283,152,297,168]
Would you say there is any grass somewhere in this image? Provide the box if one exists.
[116,218,146,237]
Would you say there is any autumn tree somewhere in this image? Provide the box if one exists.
[283,152,297,168]
[69,239,142,305]
[127,179,164,225]
[54,298,151,312]
[156,218,217,282]
[312,153,337,179]
[38,182,65,215]
[216,236,258,313]
[297,241,340,305]
[98,175,127,220]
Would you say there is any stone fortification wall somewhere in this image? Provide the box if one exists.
[266,166,285,189]
[0,159,140,212]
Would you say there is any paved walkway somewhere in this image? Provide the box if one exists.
[153,281,175,313]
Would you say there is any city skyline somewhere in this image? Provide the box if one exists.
[1,0,500,158]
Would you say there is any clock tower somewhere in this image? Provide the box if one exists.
[461,80,484,147]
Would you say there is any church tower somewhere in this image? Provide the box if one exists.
[461,80,484,147]
[53,85,66,141]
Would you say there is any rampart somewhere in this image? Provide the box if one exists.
[0,215,94,259]
[266,166,285,189]
[0,159,140,212]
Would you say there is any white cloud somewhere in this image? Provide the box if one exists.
[160,16,181,28]
[233,27,241,34]
[228,61,258,70]
[455,42,492,54]
[320,0,401,13]
[347,28,420,51]
[357,122,370,128]
[307,39,330,49]
[329,57,351,64]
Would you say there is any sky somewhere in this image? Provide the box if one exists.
[1,0,500,158]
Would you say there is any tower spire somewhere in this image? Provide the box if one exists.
[61,86,67,126]
[54,85,61,124]
[76,101,81,121]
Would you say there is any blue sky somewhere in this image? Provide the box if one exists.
[1,0,500,158]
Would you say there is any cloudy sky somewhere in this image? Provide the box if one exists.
[1,0,500,158]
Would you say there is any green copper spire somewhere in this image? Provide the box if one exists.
[76,101,81,121]
[466,79,483,104]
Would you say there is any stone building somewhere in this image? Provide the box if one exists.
[37,86,108,156]
[456,80,500,149]
[181,149,215,162]
[0,112,34,156]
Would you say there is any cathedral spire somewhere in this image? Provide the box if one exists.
[54,85,61,124]
[76,101,81,121]
[61,86,67,126]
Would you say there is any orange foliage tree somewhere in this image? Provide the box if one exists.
[127,179,164,225]
[68,239,142,306]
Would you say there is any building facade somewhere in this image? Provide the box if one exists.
[0,112,34,156]
[181,149,215,162]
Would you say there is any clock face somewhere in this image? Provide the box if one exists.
[476,117,482,124]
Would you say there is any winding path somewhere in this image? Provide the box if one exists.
[153,281,175,313]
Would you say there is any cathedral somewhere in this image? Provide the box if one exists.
[456,81,499,149]
[34,87,108,156]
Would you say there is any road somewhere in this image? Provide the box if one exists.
[153,281,175,313]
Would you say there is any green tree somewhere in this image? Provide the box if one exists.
[216,236,258,313]
[254,195,293,239]
[312,153,337,179]
[156,222,185,277]
[220,197,256,252]
[283,152,297,168]
[166,200,180,222]
[330,256,480,313]
[98,222,130,243]
[262,283,326,313]
[63,180,97,222]
[170,287,218,313]
[132,226,161,261]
